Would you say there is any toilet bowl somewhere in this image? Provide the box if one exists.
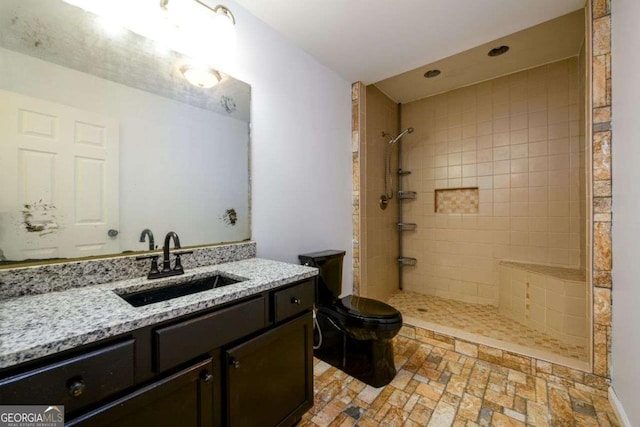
[299,250,403,387]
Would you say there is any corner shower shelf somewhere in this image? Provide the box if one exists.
[398,257,417,266]
[398,170,411,176]
[396,223,417,231]
[397,191,417,200]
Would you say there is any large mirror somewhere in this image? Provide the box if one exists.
[0,0,251,265]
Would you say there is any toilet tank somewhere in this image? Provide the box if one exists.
[298,250,345,306]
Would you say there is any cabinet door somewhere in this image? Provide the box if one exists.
[68,358,214,427]
[225,314,313,427]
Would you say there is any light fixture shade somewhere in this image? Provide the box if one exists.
[180,65,222,88]
[63,0,237,70]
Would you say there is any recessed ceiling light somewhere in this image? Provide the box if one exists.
[180,65,221,88]
[488,46,510,57]
[424,69,441,78]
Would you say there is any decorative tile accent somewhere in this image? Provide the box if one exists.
[593,288,612,326]
[593,106,611,124]
[435,187,479,214]
[593,16,611,56]
[592,0,610,18]
[593,197,612,213]
[300,331,619,426]
[593,131,612,180]
[594,222,612,271]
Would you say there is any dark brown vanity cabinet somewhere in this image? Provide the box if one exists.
[225,314,313,427]
[0,278,315,427]
[68,358,214,427]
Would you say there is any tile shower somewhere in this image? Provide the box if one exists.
[359,52,589,365]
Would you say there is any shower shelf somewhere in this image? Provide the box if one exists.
[398,257,417,266]
[396,223,417,231]
[398,170,411,176]
[397,191,417,199]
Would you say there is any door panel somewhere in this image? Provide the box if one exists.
[0,90,119,260]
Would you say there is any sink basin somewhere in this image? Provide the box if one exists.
[118,275,244,307]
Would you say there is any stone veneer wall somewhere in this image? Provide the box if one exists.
[351,1,611,379]
[590,0,612,379]
[352,83,365,295]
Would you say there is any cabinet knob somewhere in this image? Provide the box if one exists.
[231,358,240,369]
[200,370,213,383]
[68,379,86,397]
[291,297,301,305]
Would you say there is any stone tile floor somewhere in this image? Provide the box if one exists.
[388,291,588,362]
[299,335,619,427]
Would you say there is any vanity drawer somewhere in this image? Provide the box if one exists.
[154,296,266,373]
[273,280,314,323]
[0,339,135,413]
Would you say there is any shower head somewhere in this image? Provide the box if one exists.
[389,127,414,145]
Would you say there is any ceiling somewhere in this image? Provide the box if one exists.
[376,10,585,103]
[233,0,586,85]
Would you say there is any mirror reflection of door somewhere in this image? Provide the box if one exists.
[0,90,119,261]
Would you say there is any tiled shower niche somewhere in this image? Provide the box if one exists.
[435,187,479,214]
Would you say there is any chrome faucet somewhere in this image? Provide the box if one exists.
[139,229,155,251]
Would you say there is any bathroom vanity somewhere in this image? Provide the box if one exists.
[0,256,317,427]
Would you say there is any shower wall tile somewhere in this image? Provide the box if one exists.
[400,57,587,306]
[359,85,400,301]
[498,263,588,348]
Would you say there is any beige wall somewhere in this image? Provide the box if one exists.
[399,57,586,305]
[360,85,399,300]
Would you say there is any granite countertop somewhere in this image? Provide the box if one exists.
[0,258,318,370]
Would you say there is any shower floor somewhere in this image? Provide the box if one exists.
[387,291,588,364]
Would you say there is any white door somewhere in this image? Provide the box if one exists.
[0,90,119,261]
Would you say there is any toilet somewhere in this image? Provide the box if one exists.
[299,250,403,387]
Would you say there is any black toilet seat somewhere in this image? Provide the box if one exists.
[334,295,402,325]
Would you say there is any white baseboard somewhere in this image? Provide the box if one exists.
[609,386,633,427]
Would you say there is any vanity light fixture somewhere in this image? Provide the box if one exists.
[63,1,237,68]
[160,1,236,44]
[161,1,237,66]
[180,64,222,88]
